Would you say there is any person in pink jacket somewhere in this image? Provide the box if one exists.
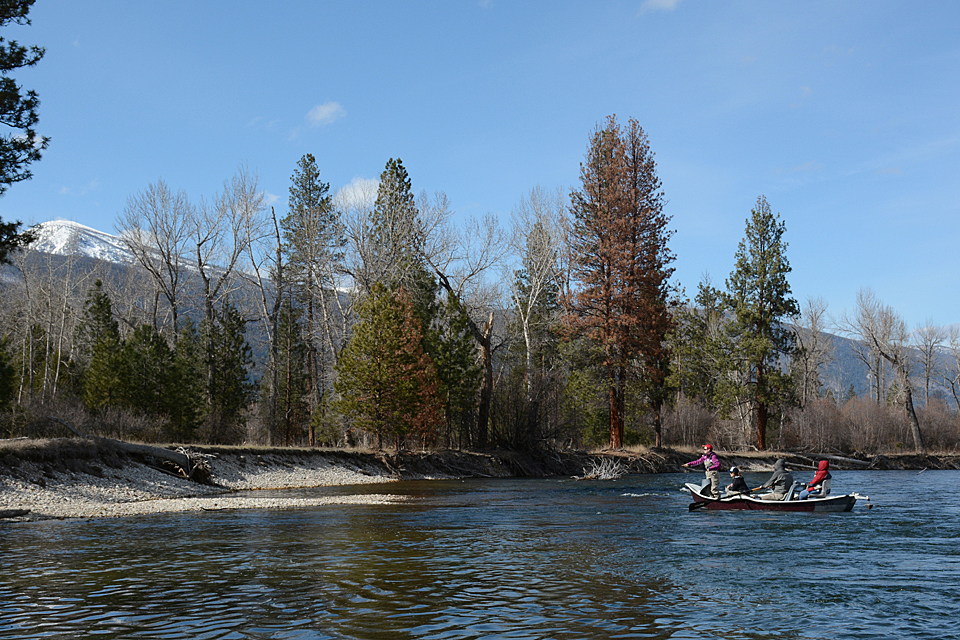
[683,444,721,498]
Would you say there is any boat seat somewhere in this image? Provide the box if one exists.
[806,477,832,499]
[783,481,802,501]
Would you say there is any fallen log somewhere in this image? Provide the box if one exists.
[0,509,30,519]
[44,417,212,484]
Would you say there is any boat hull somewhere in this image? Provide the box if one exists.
[685,483,857,512]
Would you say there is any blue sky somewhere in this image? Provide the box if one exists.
[2,0,958,329]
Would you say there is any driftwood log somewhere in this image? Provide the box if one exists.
[46,417,212,484]
[0,509,31,519]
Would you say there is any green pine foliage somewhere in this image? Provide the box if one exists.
[167,321,205,442]
[667,281,729,406]
[268,298,310,445]
[118,325,175,417]
[281,153,344,297]
[366,158,437,322]
[431,292,482,446]
[335,285,444,450]
[78,282,124,411]
[202,304,254,444]
[722,195,800,449]
[0,0,48,196]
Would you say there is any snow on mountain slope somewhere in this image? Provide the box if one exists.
[30,220,134,264]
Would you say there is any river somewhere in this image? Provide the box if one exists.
[1,470,957,639]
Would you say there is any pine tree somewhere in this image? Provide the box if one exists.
[363,158,437,323]
[0,0,57,390]
[567,115,674,448]
[0,0,48,196]
[118,324,174,418]
[335,285,443,450]
[79,282,124,411]
[202,303,254,444]
[431,292,482,447]
[723,195,799,450]
[281,153,345,445]
[168,321,205,442]
[269,298,310,445]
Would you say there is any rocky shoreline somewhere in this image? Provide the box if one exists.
[2,438,959,522]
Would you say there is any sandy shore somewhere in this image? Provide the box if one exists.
[0,450,401,520]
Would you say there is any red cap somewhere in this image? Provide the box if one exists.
[702,444,713,451]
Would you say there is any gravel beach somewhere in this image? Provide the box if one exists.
[0,447,401,520]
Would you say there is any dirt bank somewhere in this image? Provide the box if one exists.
[2,438,958,521]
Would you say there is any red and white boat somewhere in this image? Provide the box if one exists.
[683,481,866,512]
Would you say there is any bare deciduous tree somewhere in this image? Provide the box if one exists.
[118,180,192,337]
[508,186,563,429]
[842,289,924,452]
[913,321,945,406]
[428,208,508,449]
[792,297,833,407]
[944,326,960,412]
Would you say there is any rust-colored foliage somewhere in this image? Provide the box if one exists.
[566,115,675,448]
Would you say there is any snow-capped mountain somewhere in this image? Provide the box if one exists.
[30,219,134,264]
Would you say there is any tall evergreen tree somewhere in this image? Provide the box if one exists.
[567,115,674,449]
[723,195,799,450]
[281,153,344,445]
[335,285,443,450]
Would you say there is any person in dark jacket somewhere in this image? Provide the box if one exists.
[683,444,721,498]
[725,466,749,495]
[753,459,794,500]
[799,460,831,499]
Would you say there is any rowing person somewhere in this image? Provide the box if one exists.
[753,459,794,501]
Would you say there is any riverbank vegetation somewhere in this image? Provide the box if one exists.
[2,109,959,455]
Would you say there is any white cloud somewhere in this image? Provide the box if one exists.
[335,177,379,211]
[640,0,683,12]
[58,179,100,197]
[306,102,347,127]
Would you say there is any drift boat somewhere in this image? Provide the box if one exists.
[683,481,865,512]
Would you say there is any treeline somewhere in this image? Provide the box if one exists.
[1,116,959,453]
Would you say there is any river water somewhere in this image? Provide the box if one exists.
[1,470,957,640]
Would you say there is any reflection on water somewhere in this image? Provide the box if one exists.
[1,471,958,639]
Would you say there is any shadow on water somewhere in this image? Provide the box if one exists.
[1,470,957,639]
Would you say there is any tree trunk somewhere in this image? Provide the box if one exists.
[899,365,925,452]
[755,362,767,450]
[652,402,663,448]
[475,312,494,450]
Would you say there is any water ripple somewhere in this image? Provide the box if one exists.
[1,471,957,639]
